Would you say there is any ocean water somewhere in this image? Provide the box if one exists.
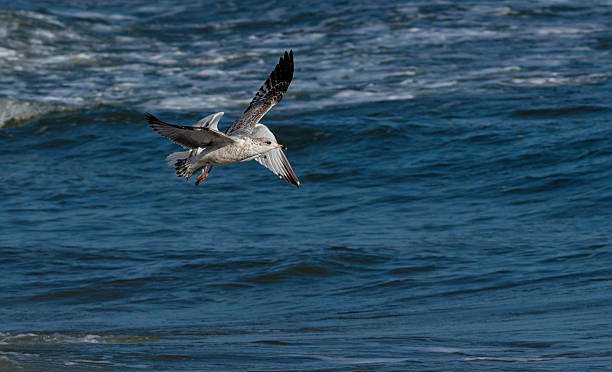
[1,0,612,370]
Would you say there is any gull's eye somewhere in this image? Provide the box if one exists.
[266,141,272,144]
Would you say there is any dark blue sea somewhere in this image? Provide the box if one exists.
[2,0,612,370]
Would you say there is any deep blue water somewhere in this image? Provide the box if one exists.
[2,0,612,370]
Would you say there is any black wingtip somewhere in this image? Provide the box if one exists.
[144,112,156,123]
[278,50,294,88]
[290,175,301,188]
[144,113,168,127]
[281,50,293,70]
[278,150,301,188]
[240,50,295,116]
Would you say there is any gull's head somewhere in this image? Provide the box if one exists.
[253,138,284,152]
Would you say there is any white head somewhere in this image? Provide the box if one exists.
[252,137,285,153]
[250,123,287,152]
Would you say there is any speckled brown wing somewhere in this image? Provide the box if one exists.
[146,113,235,149]
[226,50,294,135]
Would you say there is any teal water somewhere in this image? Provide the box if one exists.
[1,1,612,370]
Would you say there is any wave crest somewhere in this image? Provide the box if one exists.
[0,98,66,128]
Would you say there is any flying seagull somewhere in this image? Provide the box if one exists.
[146,50,300,188]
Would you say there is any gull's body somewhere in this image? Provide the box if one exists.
[146,50,300,187]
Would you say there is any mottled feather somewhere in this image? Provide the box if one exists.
[146,51,300,188]
[146,113,235,149]
[226,50,294,135]
[252,123,300,187]
[256,149,301,187]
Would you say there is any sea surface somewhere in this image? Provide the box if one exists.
[1,0,612,370]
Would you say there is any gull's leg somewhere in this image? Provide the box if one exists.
[195,163,211,186]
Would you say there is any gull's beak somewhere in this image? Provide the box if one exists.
[276,144,286,150]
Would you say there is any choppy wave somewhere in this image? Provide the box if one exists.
[0,332,154,345]
[2,1,612,371]
[2,2,611,128]
[0,98,71,128]
[0,332,156,370]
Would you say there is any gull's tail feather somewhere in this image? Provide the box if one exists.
[175,158,194,179]
[165,149,203,179]
[166,151,189,166]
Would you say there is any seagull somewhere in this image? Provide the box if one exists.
[146,50,300,188]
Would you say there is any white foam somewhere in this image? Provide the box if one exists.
[387,93,415,101]
[65,359,114,367]
[429,80,457,88]
[463,356,551,362]
[81,335,102,343]
[0,98,68,128]
[394,27,502,45]
[49,9,136,22]
[423,346,464,353]
[493,6,517,16]
[470,5,518,17]
[197,68,227,77]
[0,332,156,346]
[0,47,17,58]
[43,53,96,65]
[13,333,37,338]
[0,3,605,120]
[33,29,56,40]
[16,10,64,27]
[390,71,417,77]
[70,359,112,364]
[511,77,570,86]
[474,66,521,75]
[332,89,414,105]
[157,95,248,110]
[149,53,180,65]
[309,355,411,364]
[536,28,588,35]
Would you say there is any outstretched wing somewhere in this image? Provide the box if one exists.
[256,149,301,188]
[226,50,294,135]
[146,113,235,149]
[194,112,224,131]
[251,123,301,187]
